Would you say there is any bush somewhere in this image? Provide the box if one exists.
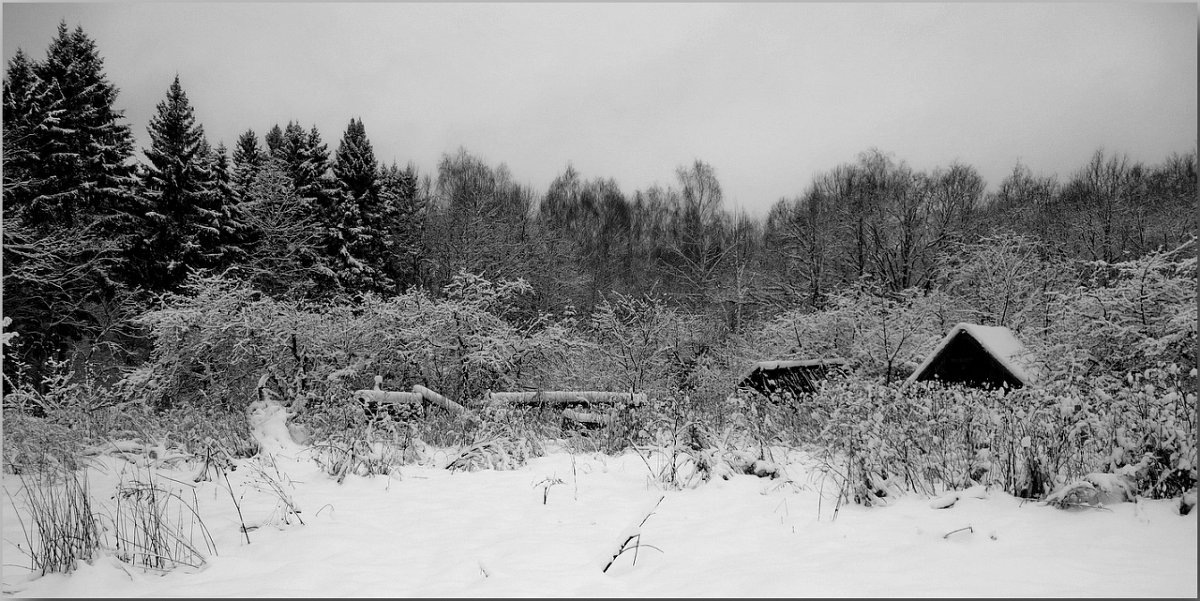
[1039,237,1197,379]
[795,370,1197,504]
[2,411,86,474]
[125,272,582,417]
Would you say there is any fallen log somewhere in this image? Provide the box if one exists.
[412,384,467,416]
[486,391,647,407]
[352,390,424,405]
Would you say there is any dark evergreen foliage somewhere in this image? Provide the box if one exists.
[126,75,240,291]
[328,117,391,293]
[231,129,266,199]
[264,123,284,157]
[1,23,138,389]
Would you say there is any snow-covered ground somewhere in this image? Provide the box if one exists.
[3,401,1196,598]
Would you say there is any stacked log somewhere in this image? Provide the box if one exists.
[351,384,467,419]
[561,408,615,427]
[352,390,423,405]
[485,391,647,407]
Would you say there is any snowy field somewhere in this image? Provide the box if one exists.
[3,401,1196,598]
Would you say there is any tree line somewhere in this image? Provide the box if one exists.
[3,23,1196,390]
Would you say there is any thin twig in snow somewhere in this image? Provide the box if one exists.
[602,495,665,573]
[943,525,974,539]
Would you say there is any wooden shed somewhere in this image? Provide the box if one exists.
[737,358,848,399]
[904,323,1037,389]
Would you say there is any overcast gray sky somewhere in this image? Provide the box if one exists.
[3,2,1196,215]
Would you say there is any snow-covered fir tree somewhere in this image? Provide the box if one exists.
[231,129,266,200]
[23,22,138,230]
[379,161,426,292]
[330,117,395,294]
[127,75,238,291]
[1,23,138,386]
[264,123,285,157]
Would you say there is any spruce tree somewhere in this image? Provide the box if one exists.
[2,23,137,388]
[379,162,426,291]
[231,129,265,199]
[334,118,379,199]
[31,22,138,229]
[278,121,308,180]
[264,124,284,157]
[235,121,342,297]
[298,125,338,206]
[331,117,392,293]
[2,49,55,219]
[210,142,253,267]
[210,142,236,206]
[128,75,230,291]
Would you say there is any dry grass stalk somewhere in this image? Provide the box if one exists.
[111,467,216,571]
[7,469,101,575]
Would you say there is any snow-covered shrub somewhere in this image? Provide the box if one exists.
[623,393,780,489]
[416,272,582,401]
[562,293,692,395]
[1037,236,1196,380]
[124,272,581,449]
[3,355,122,416]
[310,426,408,483]
[123,275,302,412]
[2,412,86,475]
[802,370,1196,504]
[936,232,1073,333]
[2,358,119,473]
[445,421,542,472]
[741,303,854,372]
[681,343,747,428]
[1091,366,1197,498]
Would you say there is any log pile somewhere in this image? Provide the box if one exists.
[351,381,468,420]
[561,408,614,428]
[485,391,646,407]
[351,383,641,430]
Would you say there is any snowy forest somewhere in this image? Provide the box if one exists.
[2,21,1197,596]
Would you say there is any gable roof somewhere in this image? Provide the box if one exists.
[904,323,1038,388]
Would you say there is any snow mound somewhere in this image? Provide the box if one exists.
[1044,473,1136,508]
[930,485,989,509]
[1181,489,1197,515]
[246,399,303,455]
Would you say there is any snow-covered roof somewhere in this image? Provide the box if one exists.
[740,358,848,383]
[748,358,848,372]
[904,323,1038,387]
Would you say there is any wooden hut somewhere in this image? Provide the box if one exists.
[737,358,848,399]
[904,323,1037,389]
